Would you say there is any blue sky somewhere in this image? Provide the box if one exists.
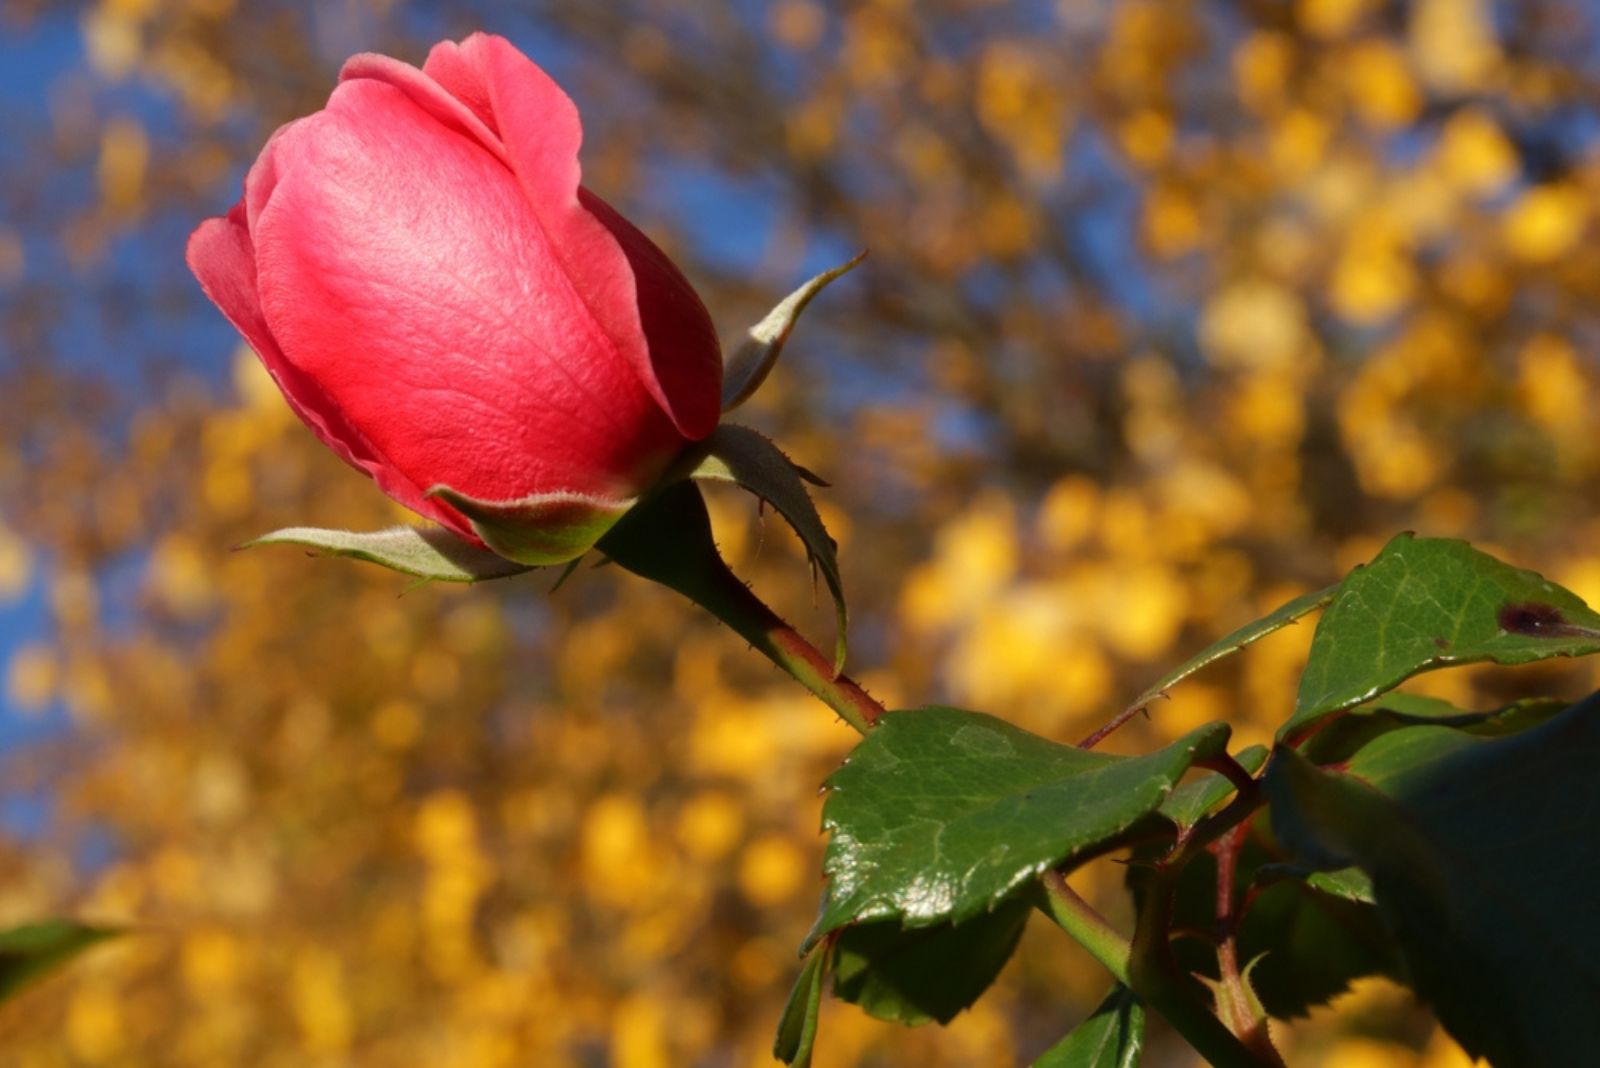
[0,8,85,825]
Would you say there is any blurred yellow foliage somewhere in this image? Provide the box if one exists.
[3,1,1593,1065]
[5,643,56,714]
[1201,278,1309,371]
[1299,0,1377,40]
[1436,110,1518,197]
[1502,184,1589,263]
[0,523,32,604]
[1409,0,1501,94]
[1342,41,1422,130]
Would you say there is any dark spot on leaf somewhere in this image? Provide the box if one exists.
[1497,602,1600,640]
[1433,636,1449,650]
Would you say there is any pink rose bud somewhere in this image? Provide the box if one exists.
[187,33,722,562]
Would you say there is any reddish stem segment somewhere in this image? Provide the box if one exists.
[1077,702,1149,749]
[1196,753,1260,797]
[1215,822,1248,1007]
[600,481,885,734]
[1212,821,1286,1065]
[685,555,883,734]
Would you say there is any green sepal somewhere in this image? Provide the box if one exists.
[426,485,634,566]
[243,524,533,583]
[0,921,119,1003]
[722,252,865,412]
[689,424,848,672]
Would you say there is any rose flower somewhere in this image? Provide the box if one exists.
[189,33,722,563]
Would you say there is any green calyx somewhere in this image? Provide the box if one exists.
[426,484,636,567]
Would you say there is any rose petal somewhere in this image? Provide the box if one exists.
[419,37,500,138]
[185,206,471,536]
[580,188,723,441]
[440,33,722,441]
[340,49,507,167]
[250,75,683,504]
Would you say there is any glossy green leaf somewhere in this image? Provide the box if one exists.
[832,897,1030,1026]
[0,921,117,1002]
[722,252,865,412]
[245,525,533,583]
[773,945,828,1067]
[690,423,848,670]
[1266,691,1600,1065]
[808,708,1229,944]
[1033,986,1144,1068]
[1281,534,1600,739]
[1123,586,1335,718]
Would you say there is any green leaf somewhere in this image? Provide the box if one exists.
[774,946,829,1067]
[245,524,533,583]
[1297,692,1568,765]
[1338,692,1569,735]
[832,897,1031,1026]
[1152,745,1267,835]
[425,485,634,566]
[1281,534,1600,739]
[1302,868,1374,902]
[1033,986,1144,1068]
[1256,864,1375,905]
[690,424,848,671]
[0,921,117,1002]
[1265,691,1600,1065]
[722,253,865,412]
[1123,587,1335,718]
[808,708,1230,944]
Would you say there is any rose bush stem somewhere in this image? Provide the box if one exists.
[1213,822,1280,1058]
[692,561,884,735]
[599,481,884,735]
[1130,867,1282,1068]
[1037,870,1132,986]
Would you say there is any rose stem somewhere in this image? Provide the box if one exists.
[1129,863,1282,1068]
[599,481,885,735]
[691,561,884,735]
[1037,869,1132,985]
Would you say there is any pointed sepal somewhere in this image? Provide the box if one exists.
[426,486,634,566]
[689,424,848,672]
[722,252,865,412]
[244,524,533,582]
